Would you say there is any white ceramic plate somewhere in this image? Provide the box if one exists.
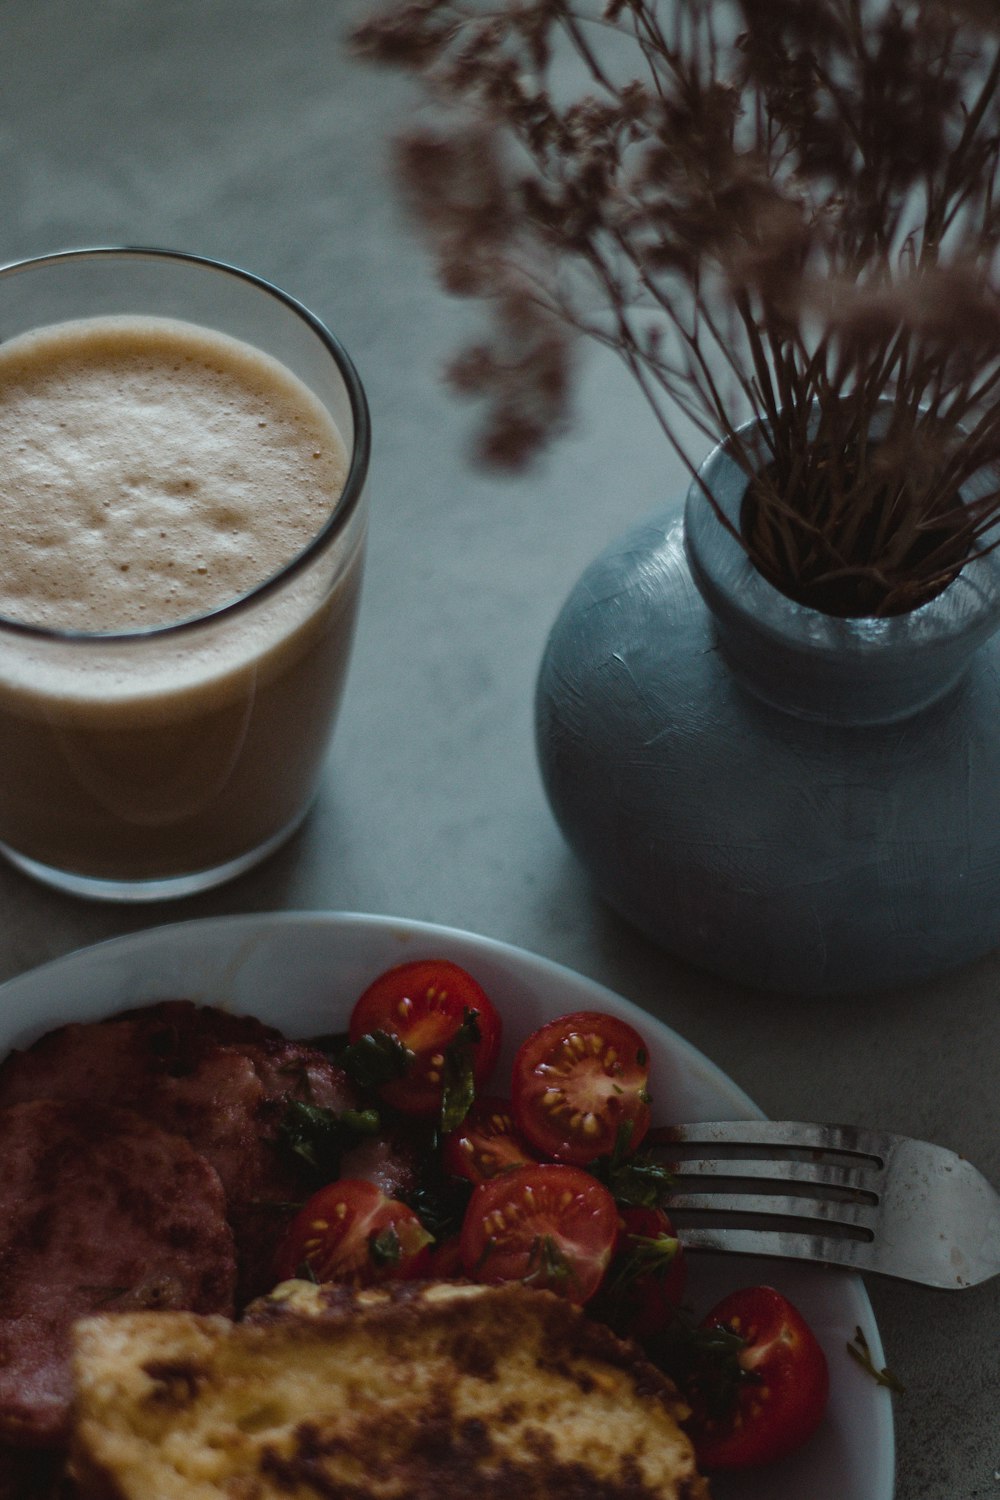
[0,911,894,1500]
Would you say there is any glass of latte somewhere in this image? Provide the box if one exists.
[0,247,370,900]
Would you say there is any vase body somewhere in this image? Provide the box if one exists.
[535,430,1000,995]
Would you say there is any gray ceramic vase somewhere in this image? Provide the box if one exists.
[535,423,1000,995]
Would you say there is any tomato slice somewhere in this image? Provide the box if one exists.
[424,1233,465,1278]
[511,1010,652,1164]
[348,959,502,1122]
[590,1205,686,1341]
[442,1095,538,1184]
[273,1178,433,1287]
[459,1162,619,1304]
[685,1286,830,1469]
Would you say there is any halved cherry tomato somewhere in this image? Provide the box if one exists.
[273,1178,433,1287]
[459,1162,619,1304]
[442,1095,538,1184]
[348,959,502,1121]
[685,1286,830,1469]
[511,1010,652,1164]
[590,1205,687,1341]
[425,1234,465,1278]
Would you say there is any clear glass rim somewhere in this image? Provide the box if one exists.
[0,245,372,645]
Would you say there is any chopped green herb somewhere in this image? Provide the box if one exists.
[611,1231,681,1290]
[523,1232,578,1294]
[278,1098,381,1186]
[439,1008,482,1132]
[847,1326,906,1394]
[648,1313,752,1422]
[369,1224,403,1268]
[339,1029,415,1091]
[588,1123,675,1207]
[404,1173,473,1242]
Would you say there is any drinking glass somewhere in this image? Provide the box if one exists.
[0,247,370,900]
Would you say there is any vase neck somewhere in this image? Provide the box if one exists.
[684,435,1000,726]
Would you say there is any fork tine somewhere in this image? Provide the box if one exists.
[667,1190,877,1233]
[649,1120,890,1160]
[671,1225,876,1272]
[668,1156,879,1194]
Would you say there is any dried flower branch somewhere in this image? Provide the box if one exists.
[353,0,1000,615]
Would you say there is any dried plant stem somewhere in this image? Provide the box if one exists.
[355,0,1000,616]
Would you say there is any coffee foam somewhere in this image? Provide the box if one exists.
[0,314,348,633]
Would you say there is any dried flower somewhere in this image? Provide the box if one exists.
[353,0,1000,616]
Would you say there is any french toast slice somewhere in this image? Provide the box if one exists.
[69,1281,710,1499]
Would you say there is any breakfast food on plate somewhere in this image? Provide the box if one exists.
[69,1281,710,1499]
[0,1098,236,1447]
[0,955,831,1495]
[0,999,382,1303]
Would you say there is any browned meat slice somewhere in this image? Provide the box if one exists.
[0,1100,236,1448]
[111,997,282,1045]
[0,1002,364,1303]
[0,999,282,1113]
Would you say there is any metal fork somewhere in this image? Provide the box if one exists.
[646,1121,1000,1289]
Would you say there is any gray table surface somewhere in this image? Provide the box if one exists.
[1,4,997,1497]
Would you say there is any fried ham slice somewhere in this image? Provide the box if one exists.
[0,1000,362,1302]
[0,1099,236,1448]
[69,1282,710,1499]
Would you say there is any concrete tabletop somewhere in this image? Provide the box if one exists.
[0,4,996,1496]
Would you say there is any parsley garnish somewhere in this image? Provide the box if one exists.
[404,1172,473,1241]
[609,1229,682,1292]
[522,1232,579,1294]
[645,1312,754,1422]
[309,1011,482,1133]
[587,1122,675,1207]
[847,1326,906,1393]
[278,1099,380,1187]
[369,1224,403,1268]
[439,1008,482,1132]
[338,1029,415,1090]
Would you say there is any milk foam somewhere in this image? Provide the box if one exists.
[0,315,348,632]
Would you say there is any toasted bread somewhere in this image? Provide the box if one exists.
[69,1280,710,1498]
